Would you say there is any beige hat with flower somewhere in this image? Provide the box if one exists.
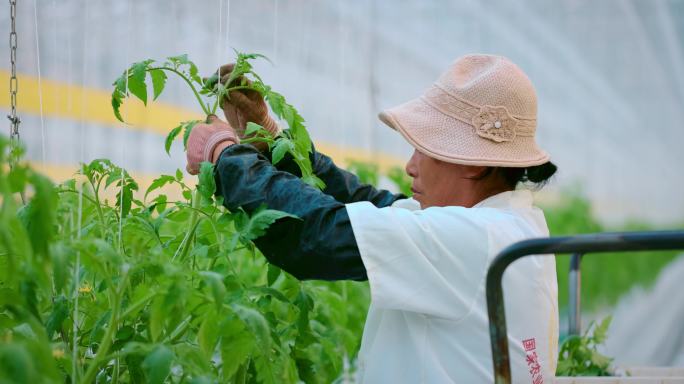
[379,54,550,167]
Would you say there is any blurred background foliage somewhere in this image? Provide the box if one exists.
[544,192,683,311]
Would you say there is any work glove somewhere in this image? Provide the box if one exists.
[214,63,281,141]
[185,115,239,175]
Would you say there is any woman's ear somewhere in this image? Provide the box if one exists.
[461,165,492,180]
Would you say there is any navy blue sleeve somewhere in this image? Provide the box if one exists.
[214,144,367,281]
[266,144,406,207]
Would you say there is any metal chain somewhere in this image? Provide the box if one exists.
[8,0,21,140]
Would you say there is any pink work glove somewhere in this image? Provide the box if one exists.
[185,115,239,175]
[216,64,281,144]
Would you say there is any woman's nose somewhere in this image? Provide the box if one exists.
[405,150,419,178]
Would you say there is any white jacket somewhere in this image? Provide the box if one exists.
[346,190,559,383]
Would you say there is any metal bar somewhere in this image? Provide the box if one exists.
[486,230,684,384]
[568,253,583,336]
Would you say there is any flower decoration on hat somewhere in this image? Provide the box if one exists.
[472,105,518,143]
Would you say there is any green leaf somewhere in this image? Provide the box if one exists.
[198,162,216,201]
[7,163,28,193]
[590,350,613,370]
[142,345,174,384]
[198,312,220,359]
[241,206,299,241]
[188,61,201,84]
[182,120,200,150]
[0,344,37,383]
[301,174,326,190]
[199,271,225,311]
[19,172,57,259]
[45,295,69,338]
[89,310,111,348]
[271,138,294,165]
[167,54,201,84]
[245,122,265,137]
[294,288,314,331]
[267,264,281,286]
[231,304,270,353]
[149,68,167,101]
[165,125,183,155]
[51,244,71,293]
[111,75,127,122]
[115,325,135,342]
[167,54,189,66]
[593,316,612,344]
[253,354,280,384]
[128,61,150,105]
[145,175,175,199]
[149,298,165,342]
[248,286,291,304]
[174,344,212,380]
[188,376,213,384]
[116,182,135,218]
[219,317,254,378]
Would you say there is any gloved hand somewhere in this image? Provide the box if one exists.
[185,115,239,175]
[215,63,281,139]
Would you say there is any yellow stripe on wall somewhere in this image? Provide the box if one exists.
[1,70,406,172]
[30,162,191,203]
[0,70,201,135]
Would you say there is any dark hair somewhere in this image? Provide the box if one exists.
[497,161,558,190]
[469,161,558,190]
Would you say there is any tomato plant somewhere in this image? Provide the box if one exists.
[0,52,368,383]
[556,317,614,376]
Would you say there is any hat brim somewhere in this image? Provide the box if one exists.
[379,97,550,167]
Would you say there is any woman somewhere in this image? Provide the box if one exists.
[186,54,559,383]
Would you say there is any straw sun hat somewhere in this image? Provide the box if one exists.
[379,54,550,167]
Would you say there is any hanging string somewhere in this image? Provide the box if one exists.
[273,0,279,63]
[73,0,90,380]
[51,0,58,151]
[217,0,223,106]
[367,0,379,164]
[67,26,73,113]
[33,0,46,164]
[119,0,132,253]
[338,1,346,149]
[226,0,231,50]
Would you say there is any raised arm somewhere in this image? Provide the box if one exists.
[214,144,367,281]
[213,62,405,207]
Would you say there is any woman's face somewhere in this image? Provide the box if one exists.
[404,149,493,209]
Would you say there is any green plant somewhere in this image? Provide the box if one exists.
[545,191,682,310]
[111,52,323,189]
[386,167,412,196]
[346,161,380,187]
[0,52,368,384]
[556,316,614,376]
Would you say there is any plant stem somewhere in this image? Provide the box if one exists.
[210,85,258,115]
[173,189,202,262]
[234,360,249,384]
[88,179,109,240]
[120,290,157,320]
[148,67,210,115]
[57,189,98,207]
[82,270,129,383]
[162,314,193,344]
